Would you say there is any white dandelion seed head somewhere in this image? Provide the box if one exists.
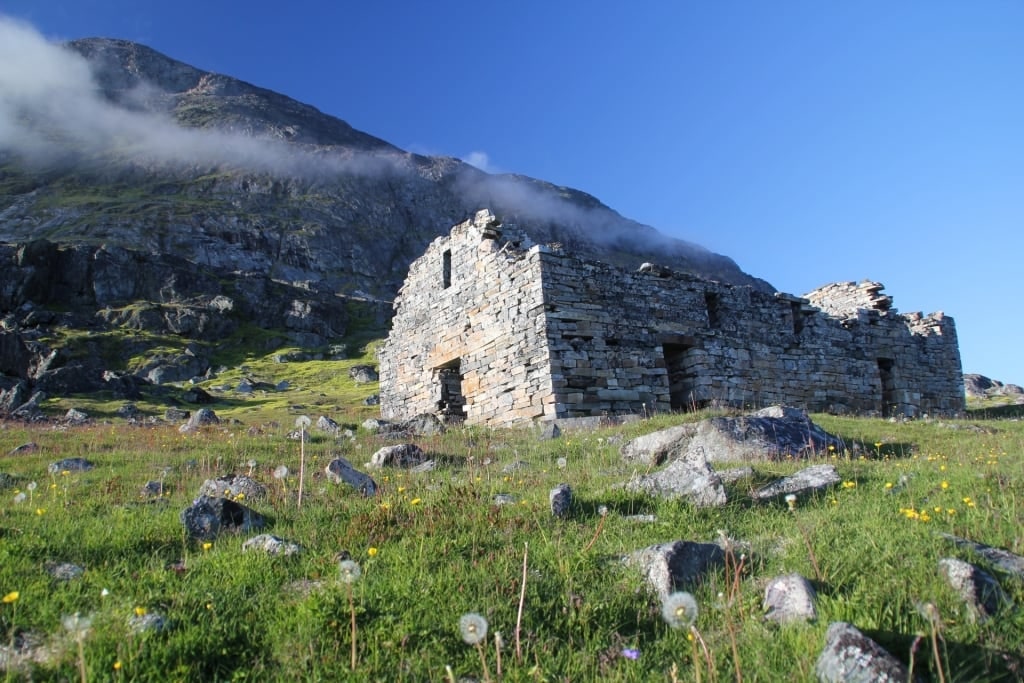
[62,612,93,637]
[338,559,362,584]
[26,481,37,491]
[459,612,488,645]
[661,591,699,629]
[273,465,289,479]
[13,492,26,504]
[556,457,567,470]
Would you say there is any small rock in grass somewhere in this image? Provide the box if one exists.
[325,457,377,497]
[47,458,93,474]
[45,562,85,581]
[129,612,171,634]
[938,557,1011,621]
[763,573,817,623]
[549,483,572,518]
[242,534,302,556]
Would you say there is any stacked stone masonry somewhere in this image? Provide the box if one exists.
[379,210,965,427]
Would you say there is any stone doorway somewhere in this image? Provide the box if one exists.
[435,359,466,420]
[662,339,703,411]
[877,358,896,416]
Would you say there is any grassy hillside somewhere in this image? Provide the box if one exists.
[1,372,1023,680]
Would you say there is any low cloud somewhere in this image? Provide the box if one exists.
[462,150,499,173]
[0,15,395,177]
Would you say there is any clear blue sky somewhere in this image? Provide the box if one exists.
[4,1,1023,385]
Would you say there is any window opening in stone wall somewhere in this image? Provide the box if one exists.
[791,302,805,335]
[442,249,452,289]
[877,358,896,416]
[704,292,721,329]
[435,359,465,421]
[663,342,704,411]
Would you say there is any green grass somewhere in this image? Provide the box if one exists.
[1,407,1023,681]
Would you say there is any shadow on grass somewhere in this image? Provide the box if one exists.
[865,628,1024,683]
[966,404,1024,420]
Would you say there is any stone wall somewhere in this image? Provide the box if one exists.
[379,211,965,426]
[379,210,555,425]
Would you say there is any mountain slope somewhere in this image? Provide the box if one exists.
[0,37,770,298]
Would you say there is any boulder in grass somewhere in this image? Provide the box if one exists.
[763,573,818,623]
[815,621,910,683]
[242,534,302,556]
[938,557,1011,622]
[179,408,219,433]
[370,443,426,468]
[752,464,841,503]
[625,541,725,600]
[549,483,572,518]
[325,457,377,497]
[47,457,94,474]
[180,495,266,541]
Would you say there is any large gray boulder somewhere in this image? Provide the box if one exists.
[620,406,843,464]
[179,408,220,433]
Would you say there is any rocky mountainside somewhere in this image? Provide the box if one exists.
[1,38,769,298]
[0,37,771,414]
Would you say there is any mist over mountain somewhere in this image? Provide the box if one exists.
[0,21,769,299]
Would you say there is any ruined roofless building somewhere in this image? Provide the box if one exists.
[379,210,965,427]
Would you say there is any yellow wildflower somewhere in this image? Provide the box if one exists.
[134,606,147,617]
[2,591,18,603]
[940,481,949,490]
[368,547,378,557]
[410,498,422,506]
[202,542,213,551]
[113,661,122,671]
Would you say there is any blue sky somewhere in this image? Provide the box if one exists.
[4,1,1023,385]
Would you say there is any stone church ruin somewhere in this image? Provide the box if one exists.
[379,210,964,427]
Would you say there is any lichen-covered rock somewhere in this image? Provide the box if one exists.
[242,534,302,556]
[815,621,910,682]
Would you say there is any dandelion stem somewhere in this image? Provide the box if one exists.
[297,425,306,509]
[515,542,528,664]
[348,584,357,670]
[494,632,502,678]
[580,513,605,553]
[475,642,492,683]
